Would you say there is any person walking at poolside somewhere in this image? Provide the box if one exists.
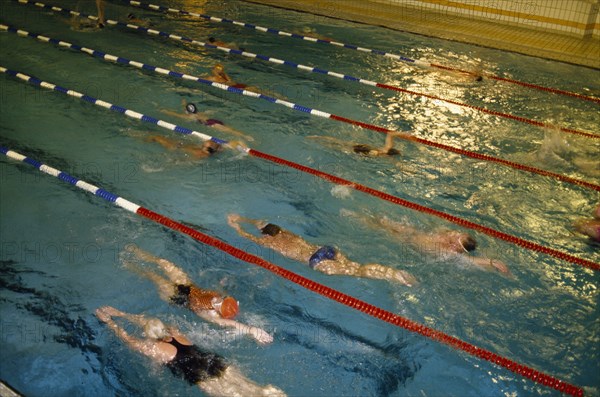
[342,210,510,274]
[122,244,273,344]
[96,306,285,396]
[227,214,416,286]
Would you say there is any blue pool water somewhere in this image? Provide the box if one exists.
[0,0,599,396]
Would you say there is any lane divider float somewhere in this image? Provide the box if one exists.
[2,23,599,194]
[14,0,599,139]
[1,65,598,272]
[0,146,586,397]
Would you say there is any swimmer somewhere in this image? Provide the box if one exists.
[531,128,600,178]
[162,99,254,142]
[343,210,510,274]
[227,214,416,286]
[294,26,333,41]
[122,245,273,344]
[127,13,150,27]
[573,204,600,243]
[95,307,285,396]
[203,64,283,98]
[145,135,224,160]
[308,131,412,157]
[208,37,240,50]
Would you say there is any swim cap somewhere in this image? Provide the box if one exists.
[218,296,239,319]
[460,235,477,252]
[127,13,135,19]
[186,103,197,114]
[261,223,282,236]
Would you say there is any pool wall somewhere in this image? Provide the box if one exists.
[242,0,600,68]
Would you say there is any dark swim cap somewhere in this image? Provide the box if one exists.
[186,103,198,114]
[261,223,282,236]
[352,144,372,155]
[461,236,477,252]
[386,148,400,156]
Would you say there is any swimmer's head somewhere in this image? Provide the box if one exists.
[352,144,372,155]
[211,296,239,319]
[475,75,483,82]
[208,37,216,43]
[127,13,136,20]
[185,103,198,114]
[261,223,282,237]
[202,140,222,155]
[459,235,477,252]
[214,64,225,72]
[144,319,169,340]
[386,148,400,156]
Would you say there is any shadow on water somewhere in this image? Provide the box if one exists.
[271,303,419,395]
[0,260,137,396]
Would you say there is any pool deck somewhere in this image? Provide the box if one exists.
[243,0,600,69]
[0,382,22,397]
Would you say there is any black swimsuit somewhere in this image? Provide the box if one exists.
[171,284,192,307]
[165,338,227,385]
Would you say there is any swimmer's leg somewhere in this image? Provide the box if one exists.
[357,264,416,286]
[198,366,286,397]
[122,259,175,301]
[125,244,191,285]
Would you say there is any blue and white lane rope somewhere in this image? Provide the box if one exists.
[123,0,600,104]
[14,0,599,139]
[0,146,585,397]
[0,66,226,146]
[3,23,599,193]
[2,66,598,271]
[1,148,142,212]
[123,1,421,63]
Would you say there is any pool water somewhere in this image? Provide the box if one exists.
[0,0,599,396]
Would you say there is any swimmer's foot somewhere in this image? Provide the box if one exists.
[262,385,287,397]
[394,269,417,287]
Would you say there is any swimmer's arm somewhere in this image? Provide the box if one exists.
[96,309,161,358]
[468,256,511,275]
[306,135,347,151]
[161,109,187,120]
[213,124,254,142]
[227,214,264,243]
[381,131,412,153]
[198,312,273,344]
[146,135,180,150]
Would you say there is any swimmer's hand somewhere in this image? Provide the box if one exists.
[227,213,242,225]
[96,306,116,322]
[490,259,511,275]
[249,326,273,344]
[226,140,249,152]
[395,269,417,287]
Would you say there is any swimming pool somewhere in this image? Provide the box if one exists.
[0,0,599,396]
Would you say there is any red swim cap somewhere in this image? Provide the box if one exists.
[219,296,239,319]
